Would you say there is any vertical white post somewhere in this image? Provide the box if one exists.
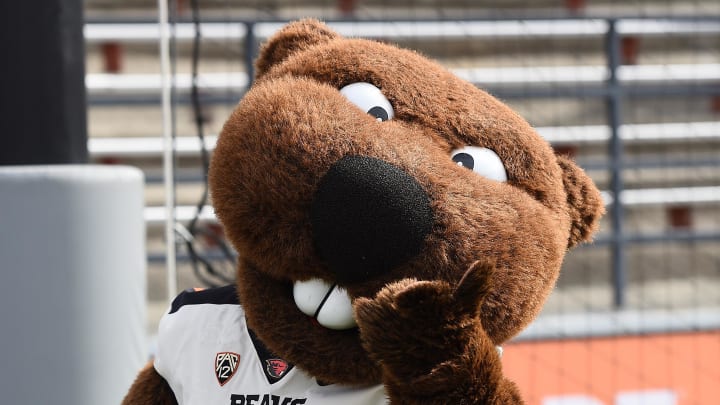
[157,0,177,301]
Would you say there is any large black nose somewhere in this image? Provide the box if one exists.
[311,155,433,283]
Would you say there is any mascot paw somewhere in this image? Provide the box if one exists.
[353,261,496,380]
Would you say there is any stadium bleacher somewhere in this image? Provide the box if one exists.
[81,1,720,337]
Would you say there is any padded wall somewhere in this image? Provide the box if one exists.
[0,165,146,404]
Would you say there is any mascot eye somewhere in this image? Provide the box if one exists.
[451,146,508,182]
[339,82,394,122]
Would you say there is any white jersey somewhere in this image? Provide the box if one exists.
[154,286,388,405]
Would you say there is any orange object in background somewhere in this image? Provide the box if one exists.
[502,331,720,405]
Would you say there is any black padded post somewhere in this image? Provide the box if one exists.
[0,0,88,165]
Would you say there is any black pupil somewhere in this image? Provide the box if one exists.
[452,153,474,170]
[367,106,389,121]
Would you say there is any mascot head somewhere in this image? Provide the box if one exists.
[209,19,604,386]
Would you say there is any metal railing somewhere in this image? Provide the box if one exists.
[84,15,720,307]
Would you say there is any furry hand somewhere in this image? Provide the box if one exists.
[353,261,497,383]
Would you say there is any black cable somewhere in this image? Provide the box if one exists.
[185,238,235,286]
[185,0,237,287]
[188,0,209,236]
[173,223,232,286]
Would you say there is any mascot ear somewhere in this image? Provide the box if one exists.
[255,19,339,79]
[556,154,605,249]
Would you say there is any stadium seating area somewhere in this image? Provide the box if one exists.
[82,0,720,336]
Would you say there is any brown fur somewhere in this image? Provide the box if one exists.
[122,362,177,405]
[556,154,606,248]
[125,19,604,404]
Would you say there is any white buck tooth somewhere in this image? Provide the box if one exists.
[315,286,357,330]
[293,278,332,317]
[292,278,357,330]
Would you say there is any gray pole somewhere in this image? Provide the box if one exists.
[0,0,88,165]
[605,20,627,308]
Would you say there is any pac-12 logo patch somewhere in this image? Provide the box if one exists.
[215,352,240,386]
[266,359,289,379]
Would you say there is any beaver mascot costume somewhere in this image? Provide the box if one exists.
[123,19,604,404]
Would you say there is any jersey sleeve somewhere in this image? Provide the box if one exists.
[153,285,240,394]
[153,293,187,394]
